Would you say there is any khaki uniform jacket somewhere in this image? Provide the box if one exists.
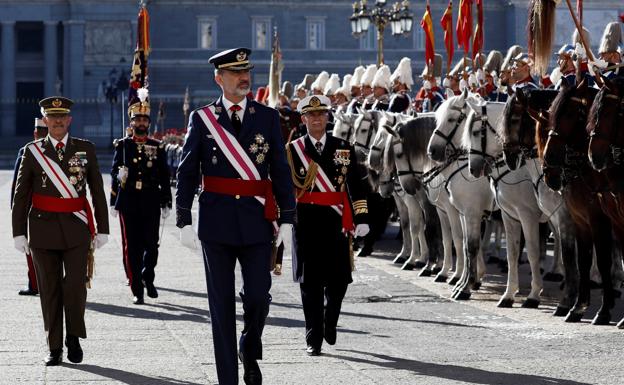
[12,136,109,250]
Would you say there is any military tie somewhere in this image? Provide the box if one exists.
[55,142,64,161]
[229,105,242,136]
[315,141,323,155]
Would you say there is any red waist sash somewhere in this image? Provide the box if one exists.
[297,191,354,232]
[31,193,96,238]
[202,176,277,221]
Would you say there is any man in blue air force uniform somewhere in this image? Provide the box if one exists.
[175,48,296,385]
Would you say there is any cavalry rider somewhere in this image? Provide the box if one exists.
[371,64,392,111]
[499,45,523,95]
[286,94,369,356]
[324,73,341,108]
[390,57,414,95]
[510,52,538,93]
[415,54,445,113]
[597,22,623,80]
[482,50,506,101]
[334,74,352,113]
[311,71,330,96]
[359,64,377,110]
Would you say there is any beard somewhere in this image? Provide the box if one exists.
[134,125,149,136]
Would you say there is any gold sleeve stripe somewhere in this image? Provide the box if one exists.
[355,208,368,215]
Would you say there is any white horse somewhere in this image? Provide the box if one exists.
[333,110,357,143]
[367,111,430,271]
[385,112,466,284]
[427,91,496,300]
[462,97,546,308]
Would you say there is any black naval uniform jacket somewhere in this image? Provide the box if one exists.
[287,134,369,285]
[110,137,172,212]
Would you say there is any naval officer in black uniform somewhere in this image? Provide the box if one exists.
[286,95,369,356]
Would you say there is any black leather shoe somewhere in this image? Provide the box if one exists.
[133,296,144,305]
[65,335,83,364]
[306,345,321,356]
[18,287,38,296]
[238,351,262,385]
[45,349,62,366]
[356,244,373,257]
[144,282,158,298]
[324,326,337,345]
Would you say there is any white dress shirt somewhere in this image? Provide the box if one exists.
[221,96,247,124]
[308,133,327,153]
[48,133,68,149]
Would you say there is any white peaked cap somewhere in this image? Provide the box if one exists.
[371,64,392,91]
[336,74,352,99]
[324,74,341,96]
[360,64,377,87]
[311,71,330,92]
[390,57,414,89]
[351,66,365,86]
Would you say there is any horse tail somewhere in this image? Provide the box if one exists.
[527,0,557,77]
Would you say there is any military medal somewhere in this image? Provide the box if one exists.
[133,158,138,163]
[256,153,265,164]
[147,161,153,168]
[136,181,143,190]
[212,155,218,165]
[69,176,78,185]
[299,167,305,175]
[41,172,47,188]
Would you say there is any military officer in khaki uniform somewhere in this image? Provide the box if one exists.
[12,96,110,366]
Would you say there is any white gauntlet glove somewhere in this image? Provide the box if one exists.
[354,224,370,238]
[275,224,294,256]
[117,166,128,184]
[95,234,108,249]
[179,225,198,250]
[13,235,30,255]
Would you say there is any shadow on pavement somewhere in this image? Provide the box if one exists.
[327,349,593,385]
[67,364,205,385]
[157,287,207,299]
[86,301,209,323]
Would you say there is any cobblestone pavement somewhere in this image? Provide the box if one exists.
[1,171,622,385]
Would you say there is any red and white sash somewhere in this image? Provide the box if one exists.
[291,137,342,216]
[197,105,278,229]
[27,141,89,226]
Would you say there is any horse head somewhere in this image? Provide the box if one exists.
[352,109,380,162]
[588,77,624,172]
[464,98,505,178]
[543,78,597,169]
[332,111,356,142]
[427,89,469,162]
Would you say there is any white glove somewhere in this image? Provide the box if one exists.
[117,166,128,184]
[588,58,608,77]
[180,225,198,250]
[476,69,485,84]
[13,235,30,255]
[423,80,432,90]
[161,207,171,219]
[574,42,586,60]
[275,224,294,256]
[95,234,108,249]
[549,67,562,85]
[354,224,370,238]
[110,208,118,218]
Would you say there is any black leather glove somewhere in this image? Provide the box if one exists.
[176,207,192,228]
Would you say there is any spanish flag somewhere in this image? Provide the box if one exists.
[440,1,454,74]
[456,0,472,54]
[421,1,435,67]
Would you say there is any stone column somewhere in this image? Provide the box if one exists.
[1,21,16,136]
[44,21,58,96]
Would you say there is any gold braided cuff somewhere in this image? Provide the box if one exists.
[353,199,368,215]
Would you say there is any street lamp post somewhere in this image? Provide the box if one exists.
[350,0,413,67]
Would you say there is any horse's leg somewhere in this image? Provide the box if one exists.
[544,220,565,281]
[401,194,425,270]
[520,214,544,308]
[591,217,614,325]
[566,227,593,323]
[552,210,579,317]
[434,208,453,283]
[446,204,465,286]
[452,213,482,300]
[420,192,444,275]
[392,193,411,264]
[474,219,491,290]
[498,212,522,308]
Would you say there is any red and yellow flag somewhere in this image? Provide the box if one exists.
[440,1,454,74]
[137,5,150,55]
[472,0,483,62]
[421,1,435,67]
[456,0,472,54]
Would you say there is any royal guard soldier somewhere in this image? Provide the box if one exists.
[500,45,524,94]
[351,66,365,99]
[390,57,414,95]
[415,54,445,112]
[334,74,352,113]
[596,22,623,79]
[510,52,539,92]
[311,71,330,96]
[481,50,506,101]
[371,64,392,111]
[295,74,315,100]
[323,73,341,108]
[551,44,578,89]
[358,64,378,110]
[443,57,470,97]
[110,88,172,305]
[176,47,296,385]
[11,117,49,296]
[12,96,109,365]
[286,95,369,356]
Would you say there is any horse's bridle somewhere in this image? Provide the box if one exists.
[391,129,423,180]
[468,104,499,165]
[504,98,542,160]
[353,113,376,153]
[432,102,467,154]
